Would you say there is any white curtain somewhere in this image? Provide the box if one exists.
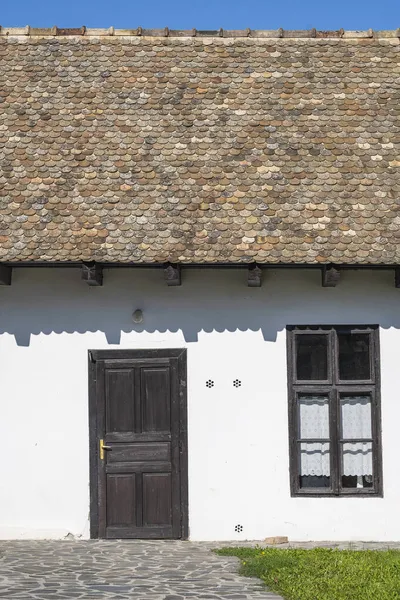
[299,395,372,478]
[300,442,330,477]
[342,442,372,477]
[341,395,371,438]
[341,396,372,476]
[300,396,330,476]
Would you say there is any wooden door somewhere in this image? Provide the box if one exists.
[89,349,187,539]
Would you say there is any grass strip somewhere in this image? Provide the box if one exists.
[216,547,400,600]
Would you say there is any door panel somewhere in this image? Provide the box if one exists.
[89,349,187,540]
[141,368,171,432]
[107,443,171,463]
[106,474,136,526]
[143,473,172,526]
[106,369,135,432]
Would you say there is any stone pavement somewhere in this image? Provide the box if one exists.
[0,540,283,600]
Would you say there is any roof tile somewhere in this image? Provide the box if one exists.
[0,33,399,263]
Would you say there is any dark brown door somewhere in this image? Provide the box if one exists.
[89,349,188,539]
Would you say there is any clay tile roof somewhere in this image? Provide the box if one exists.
[0,28,399,264]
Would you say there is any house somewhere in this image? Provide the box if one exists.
[0,25,399,541]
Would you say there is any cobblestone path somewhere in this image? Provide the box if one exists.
[0,540,283,600]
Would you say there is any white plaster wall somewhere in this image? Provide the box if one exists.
[0,267,399,541]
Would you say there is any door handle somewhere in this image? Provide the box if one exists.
[99,439,112,460]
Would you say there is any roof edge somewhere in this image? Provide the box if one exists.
[1,261,399,269]
[0,26,399,39]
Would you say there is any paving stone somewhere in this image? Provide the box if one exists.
[0,540,284,599]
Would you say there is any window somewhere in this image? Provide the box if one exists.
[287,326,382,497]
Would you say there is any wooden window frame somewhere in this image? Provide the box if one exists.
[287,325,383,498]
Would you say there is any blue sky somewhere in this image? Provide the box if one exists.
[2,0,400,30]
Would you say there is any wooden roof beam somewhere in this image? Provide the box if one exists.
[394,268,400,288]
[322,265,340,287]
[247,264,262,287]
[164,263,181,286]
[82,261,103,286]
[0,264,12,285]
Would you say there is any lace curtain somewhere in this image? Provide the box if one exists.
[300,395,372,477]
[341,395,372,476]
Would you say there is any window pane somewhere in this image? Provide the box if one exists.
[299,395,329,439]
[341,442,373,489]
[338,332,371,380]
[296,335,328,380]
[299,442,330,488]
[340,395,372,439]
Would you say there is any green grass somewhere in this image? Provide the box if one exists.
[215,547,400,600]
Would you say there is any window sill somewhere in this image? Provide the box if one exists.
[291,490,383,498]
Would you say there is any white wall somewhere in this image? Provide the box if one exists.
[0,267,399,541]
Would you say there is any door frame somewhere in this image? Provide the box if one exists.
[88,348,188,539]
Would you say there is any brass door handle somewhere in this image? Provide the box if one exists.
[99,439,112,460]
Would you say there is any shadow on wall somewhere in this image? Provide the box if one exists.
[0,267,399,347]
